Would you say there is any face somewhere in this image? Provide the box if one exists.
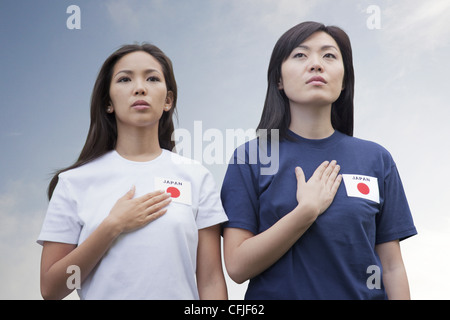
[108,51,173,129]
[279,31,345,108]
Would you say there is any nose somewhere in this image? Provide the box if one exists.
[310,63,323,72]
[309,55,323,72]
[134,80,147,95]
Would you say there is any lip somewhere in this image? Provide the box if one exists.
[306,76,327,85]
[131,100,150,110]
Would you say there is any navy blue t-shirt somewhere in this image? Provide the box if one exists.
[221,130,417,299]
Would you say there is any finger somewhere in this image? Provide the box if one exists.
[322,160,337,180]
[329,174,343,195]
[145,208,168,224]
[312,161,330,180]
[142,191,171,207]
[122,185,136,200]
[295,167,306,186]
[145,197,172,214]
[137,189,166,203]
[326,163,340,186]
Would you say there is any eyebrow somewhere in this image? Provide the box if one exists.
[296,45,339,51]
[113,68,162,78]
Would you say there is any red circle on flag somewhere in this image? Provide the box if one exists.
[357,183,370,195]
[167,187,180,198]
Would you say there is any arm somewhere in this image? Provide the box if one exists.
[196,224,228,300]
[40,187,171,300]
[375,240,411,300]
[40,221,122,300]
[224,161,342,284]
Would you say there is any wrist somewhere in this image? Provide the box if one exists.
[294,202,320,223]
[101,216,124,239]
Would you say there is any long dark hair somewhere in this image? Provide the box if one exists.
[257,21,354,140]
[47,43,177,199]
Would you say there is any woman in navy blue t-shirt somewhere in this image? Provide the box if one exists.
[221,21,417,299]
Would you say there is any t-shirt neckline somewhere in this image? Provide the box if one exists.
[111,148,168,165]
[287,129,344,149]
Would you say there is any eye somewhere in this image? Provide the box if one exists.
[324,53,337,59]
[117,77,131,83]
[293,52,306,58]
[147,76,161,82]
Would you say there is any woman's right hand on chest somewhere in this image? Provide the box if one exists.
[105,186,172,234]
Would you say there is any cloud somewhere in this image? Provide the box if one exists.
[4,132,22,137]
[402,226,450,299]
[383,0,450,57]
[0,180,47,299]
[104,0,141,32]
[103,0,321,45]
[227,0,320,30]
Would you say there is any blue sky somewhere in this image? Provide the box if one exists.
[1,0,449,299]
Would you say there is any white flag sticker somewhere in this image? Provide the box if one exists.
[154,177,192,206]
[342,174,379,204]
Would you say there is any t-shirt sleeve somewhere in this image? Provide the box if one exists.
[195,169,229,230]
[221,144,260,235]
[375,163,417,244]
[37,177,82,246]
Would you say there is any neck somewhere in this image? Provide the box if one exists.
[115,126,162,162]
[288,103,334,139]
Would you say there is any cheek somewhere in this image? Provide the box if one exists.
[338,72,345,91]
[328,65,345,90]
[109,86,125,106]
[330,72,346,102]
[335,64,345,87]
[280,65,301,93]
[153,86,170,104]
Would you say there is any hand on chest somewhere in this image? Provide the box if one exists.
[260,164,381,220]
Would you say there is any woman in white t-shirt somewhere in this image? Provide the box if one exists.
[38,44,228,300]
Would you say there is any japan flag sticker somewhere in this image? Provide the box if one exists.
[154,177,192,206]
[342,174,380,204]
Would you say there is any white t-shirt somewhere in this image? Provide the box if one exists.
[37,149,228,299]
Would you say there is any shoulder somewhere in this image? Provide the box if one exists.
[57,152,116,188]
[164,150,214,182]
[338,134,400,181]
[231,137,268,163]
[224,138,268,182]
[341,134,394,161]
[226,138,265,175]
[165,149,207,170]
[165,149,201,165]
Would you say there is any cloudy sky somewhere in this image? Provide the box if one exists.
[1,0,449,300]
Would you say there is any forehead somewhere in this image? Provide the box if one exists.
[113,51,163,73]
[298,31,340,51]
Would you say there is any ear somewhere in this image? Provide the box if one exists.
[164,91,174,111]
[106,105,114,113]
[278,78,284,90]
